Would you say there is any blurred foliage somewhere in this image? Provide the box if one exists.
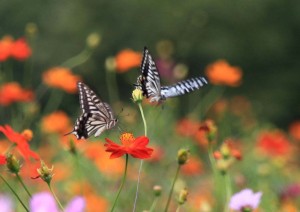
[1,0,299,127]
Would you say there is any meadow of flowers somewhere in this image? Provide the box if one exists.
[0,28,300,212]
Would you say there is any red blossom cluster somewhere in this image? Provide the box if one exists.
[0,82,34,106]
[0,36,31,61]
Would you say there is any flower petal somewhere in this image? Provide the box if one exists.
[30,192,59,212]
[65,196,86,212]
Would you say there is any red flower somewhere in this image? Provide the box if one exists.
[0,82,34,106]
[0,36,13,61]
[104,133,153,159]
[11,38,32,60]
[0,125,39,161]
[0,154,6,165]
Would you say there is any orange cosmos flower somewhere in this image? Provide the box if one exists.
[0,36,14,61]
[42,67,81,93]
[42,111,71,134]
[0,125,39,161]
[205,60,242,86]
[10,38,32,60]
[289,121,300,141]
[105,133,153,159]
[181,156,203,176]
[115,49,142,73]
[85,193,108,212]
[0,82,34,106]
[0,154,6,165]
[256,131,291,157]
[176,118,201,137]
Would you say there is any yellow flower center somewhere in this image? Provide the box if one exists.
[120,133,135,146]
[21,129,33,141]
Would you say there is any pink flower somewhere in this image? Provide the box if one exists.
[229,188,262,211]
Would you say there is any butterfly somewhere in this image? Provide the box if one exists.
[66,82,118,139]
[135,47,208,103]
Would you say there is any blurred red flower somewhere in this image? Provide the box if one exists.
[256,131,291,157]
[41,111,72,134]
[176,118,200,137]
[205,60,242,87]
[0,82,34,106]
[42,67,81,93]
[0,154,6,165]
[105,133,153,159]
[0,125,39,161]
[0,36,31,61]
[0,36,14,61]
[181,156,203,176]
[115,49,142,73]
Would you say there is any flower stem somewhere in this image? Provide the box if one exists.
[111,154,128,212]
[223,173,231,212]
[16,173,32,198]
[132,102,148,212]
[0,174,29,212]
[175,205,181,212]
[149,197,158,212]
[165,165,180,212]
[60,48,92,69]
[106,69,120,104]
[48,183,65,212]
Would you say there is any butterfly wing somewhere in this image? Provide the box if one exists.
[139,47,162,102]
[66,82,117,139]
[161,76,208,99]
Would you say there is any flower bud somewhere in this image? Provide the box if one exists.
[37,160,54,184]
[178,188,188,205]
[153,185,162,197]
[177,149,190,165]
[86,33,101,49]
[132,88,143,103]
[105,57,117,72]
[25,22,38,37]
[6,154,20,174]
[69,139,77,155]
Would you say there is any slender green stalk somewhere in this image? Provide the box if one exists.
[60,48,92,69]
[105,69,120,104]
[132,102,148,212]
[149,197,158,212]
[111,154,128,212]
[0,175,29,212]
[175,205,181,212]
[74,152,84,195]
[48,183,65,212]
[43,89,64,114]
[16,173,32,198]
[223,173,231,212]
[165,165,180,212]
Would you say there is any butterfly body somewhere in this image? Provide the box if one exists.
[66,82,117,139]
[136,47,208,103]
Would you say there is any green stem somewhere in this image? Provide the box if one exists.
[165,165,180,212]
[175,205,181,212]
[223,173,231,212]
[16,173,32,198]
[132,102,148,212]
[138,103,147,136]
[74,152,84,195]
[60,48,92,69]
[149,197,158,212]
[48,183,65,212]
[0,174,29,212]
[106,69,120,104]
[110,154,128,212]
[43,89,64,114]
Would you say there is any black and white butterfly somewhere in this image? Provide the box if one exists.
[66,82,118,139]
[135,47,208,103]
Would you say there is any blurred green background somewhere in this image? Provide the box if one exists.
[1,0,299,127]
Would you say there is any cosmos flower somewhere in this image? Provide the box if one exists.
[229,188,262,212]
[104,133,153,159]
[30,192,85,212]
[0,36,31,61]
[0,154,6,165]
[0,194,14,212]
[115,49,142,73]
[0,82,34,106]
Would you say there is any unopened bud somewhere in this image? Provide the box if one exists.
[6,154,20,174]
[25,23,38,37]
[178,188,188,205]
[153,185,162,197]
[177,149,190,165]
[37,160,54,184]
[105,57,117,72]
[69,139,77,155]
[86,33,101,49]
[21,129,33,141]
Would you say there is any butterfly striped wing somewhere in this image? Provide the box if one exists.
[138,47,162,102]
[67,82,117,139]
[161,76,208,99]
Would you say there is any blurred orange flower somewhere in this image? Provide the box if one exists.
[0,82,34,106]
[85,193,109,212]
[0,36,14,61]
[205,60,242,86]
[176,118,200,137]
[289,121,300,141]
[115,49,142,73]
[10,38,32,60]
[0,125,39,161]
[0,36,31,61]
[43,67,81,93]
[42,111,72,134]
[181,156,203,176]
[256,131,292,157]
